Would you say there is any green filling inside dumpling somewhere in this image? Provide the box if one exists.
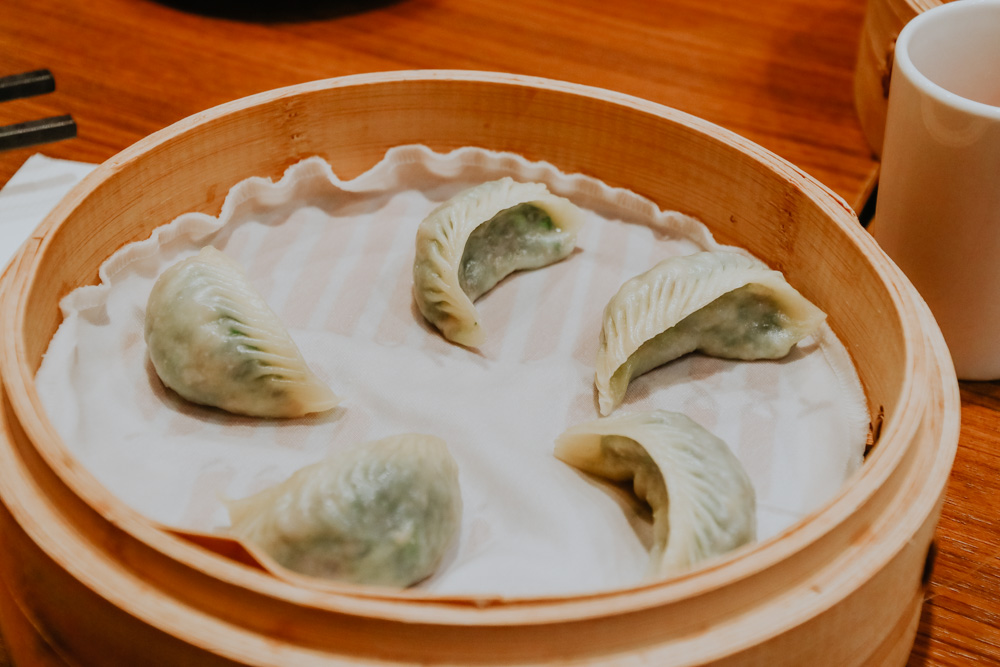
[271,463,456,585]
[227,434,461,588]
[555,410,757,577]
[150,305,288,407]
[145,247,339,418]
[609,283,798,401]
[598,435,672,554]
[458,203,573,301]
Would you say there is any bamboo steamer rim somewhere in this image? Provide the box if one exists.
[0,70,956,630]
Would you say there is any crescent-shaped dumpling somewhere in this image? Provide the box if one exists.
[227,433,462,587]
[145,246,339,418]
[413,177,585,347]
[555,410,756,578]
[595,251,826,415]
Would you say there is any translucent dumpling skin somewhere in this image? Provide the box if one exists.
[595,251,826,415]
[145,246,339,418]
[555,410,756,578]
[413,178,585,347]
[227,434,462,588]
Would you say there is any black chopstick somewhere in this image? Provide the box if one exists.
[0,115,77,152]
[0,69,56,103]
[0,69,77,151]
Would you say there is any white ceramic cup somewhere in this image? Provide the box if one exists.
[872,0,1000,380]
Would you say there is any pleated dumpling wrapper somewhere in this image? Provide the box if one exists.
[555,410,756,578]
[226,433,462,588]
[145,246,339,418]
[413,177,585,347]
[596,251,826,415]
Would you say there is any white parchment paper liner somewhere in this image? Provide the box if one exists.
[35,145,869,597]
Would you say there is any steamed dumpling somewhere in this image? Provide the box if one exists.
[145,246,339,418]
[227,433,462,587]
[555,410,756,578]
[596,251,826,415]
[413,178,585,346]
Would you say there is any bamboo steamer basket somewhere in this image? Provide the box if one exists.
[0,70,958,666]
[853,0,947,156]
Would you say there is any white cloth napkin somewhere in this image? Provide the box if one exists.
[23,146,868,598]
[0,154,97,267]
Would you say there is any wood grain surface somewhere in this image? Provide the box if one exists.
[0,0,995,664]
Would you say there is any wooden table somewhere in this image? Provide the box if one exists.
[0,0,996,664]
